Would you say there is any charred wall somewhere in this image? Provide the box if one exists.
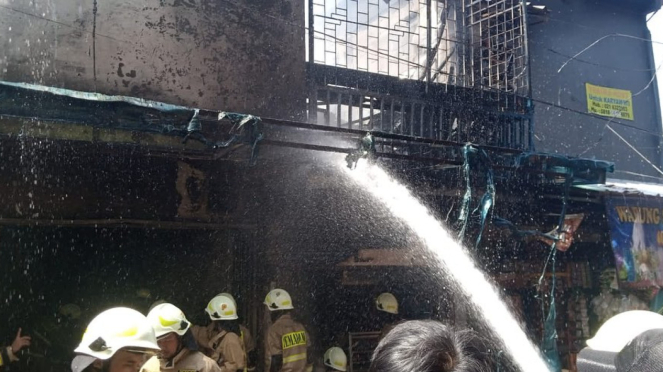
[528,0,663,180]
[0,0,306,119]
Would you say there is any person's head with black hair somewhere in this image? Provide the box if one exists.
[369,320,498,372]
[146,303,196,361]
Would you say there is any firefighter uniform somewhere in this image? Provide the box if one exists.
[265,313,310,372]
[142,349,222,372]
[239,324,255,355]
[145,303,223,372]
[192,324,247,372]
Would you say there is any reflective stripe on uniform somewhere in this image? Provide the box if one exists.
[240,331,248,372]
[281,331,307,349]
[283,353,307,364]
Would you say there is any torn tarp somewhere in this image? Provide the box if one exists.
[0,80,263,160]
[0,80,191,112]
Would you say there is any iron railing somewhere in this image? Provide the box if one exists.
[306,0,532,150]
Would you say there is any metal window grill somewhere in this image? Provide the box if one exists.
[307,0,528,94]
[306,0,532,150]
[465,0,528,95]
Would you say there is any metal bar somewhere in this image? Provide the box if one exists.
[439,106,444,140]
[310,88,319,123]
[325,88,331,125]
[426,0,432,91]
[390,98,395,133]
[259,116,524,154]
[429,104,434,139]
[380,98,385,132]
[420,104,425,138]
[467,4,522,27]
[400,101,406,135]
[410,102,415,136]
[337,92,342,128]
[369,96,374,130]
[261,139,354,154]
[308,0,315,64]
[348,93,353,129]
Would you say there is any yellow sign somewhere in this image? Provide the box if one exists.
[586,83,634,120]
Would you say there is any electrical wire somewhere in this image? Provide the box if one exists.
[605,124,663,177]
[558,33,663,73]
[531,97,663,139]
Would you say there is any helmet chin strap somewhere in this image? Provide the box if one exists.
[100,359,111,372]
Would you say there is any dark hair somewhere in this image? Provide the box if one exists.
[216,319,242,337]
[369,320,498,372]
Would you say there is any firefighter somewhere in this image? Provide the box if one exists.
[141,303,221,372]
[70,307,159,372]
[0,328,31,369]
[264,289,310,372]
[191,295,247,372]
[215,293,256,370]
[375,293,401,340]
[323,347,347,372]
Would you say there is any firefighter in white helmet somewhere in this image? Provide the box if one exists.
[323,347,347,372]
[214,293,256,370]
[71,307,159,372]
[264,289,311,372]
[141,303,221,372]
[375,293,401,340]
[191,295,247,372]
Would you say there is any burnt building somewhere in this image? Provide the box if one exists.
[0,0,661,371]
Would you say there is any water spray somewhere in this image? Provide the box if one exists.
[342,158,551,372]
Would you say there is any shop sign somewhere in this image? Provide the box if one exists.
[586,83,634,121]
[606,197,663,286]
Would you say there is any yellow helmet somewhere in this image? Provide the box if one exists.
[376,293,398,314]
[324,347,347,371]
[264,289,294,311]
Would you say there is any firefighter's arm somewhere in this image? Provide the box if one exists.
[219,336,245,372]
[270,356,283,372]
[190,325,209,348]
[206,357,224,372]
[306,330,313,365]
[264,328,281,372]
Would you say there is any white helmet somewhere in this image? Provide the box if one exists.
[206,294,239,320]
[74,307,159,360]
[147,303,191,338]
[324,347,347,371]
[215,292,238,308]
[264,289,294,311]
[587,310,663,352]
[376,293,398,314]
[148,299,167,312]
